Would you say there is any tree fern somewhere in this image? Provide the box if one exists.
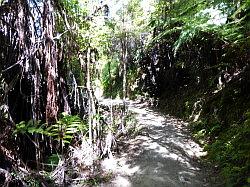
[148,0,248,56]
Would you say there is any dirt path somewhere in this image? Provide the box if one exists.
[101,100,212,187]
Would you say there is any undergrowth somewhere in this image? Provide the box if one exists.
[158,79,250,186]
[191,112,250,186]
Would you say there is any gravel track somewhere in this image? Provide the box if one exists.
[101,100,212,187]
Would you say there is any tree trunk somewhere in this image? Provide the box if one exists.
[44,0,59,124]
[85,46,97,143]
[121,33,127,133]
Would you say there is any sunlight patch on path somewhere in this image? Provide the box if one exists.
[101,100,210,187]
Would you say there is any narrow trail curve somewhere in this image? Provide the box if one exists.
[101,100,212,187]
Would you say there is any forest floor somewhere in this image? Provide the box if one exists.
[100,99,216,187]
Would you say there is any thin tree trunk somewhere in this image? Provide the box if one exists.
[121,34,127,133]
[86,46,96,143]
[108,61,113,98]
[122,36,127,101]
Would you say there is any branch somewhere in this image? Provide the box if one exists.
[2,58,23,73]
[2,48,39,73]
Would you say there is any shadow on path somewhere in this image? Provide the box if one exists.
[101,100,211,187]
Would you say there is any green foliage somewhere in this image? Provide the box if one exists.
[149,0,249,55]
[187,109,249,186]
[14,113,87,144]
[204,112,250,186]
[182,85,250,186]
[47,113,87,144]
[14,120,45,135]
[101,58,140,99]
[44,154,60,171]
[46,154,60,166]
[101,59,123,98]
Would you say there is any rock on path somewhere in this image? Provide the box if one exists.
[101,100,211,187]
